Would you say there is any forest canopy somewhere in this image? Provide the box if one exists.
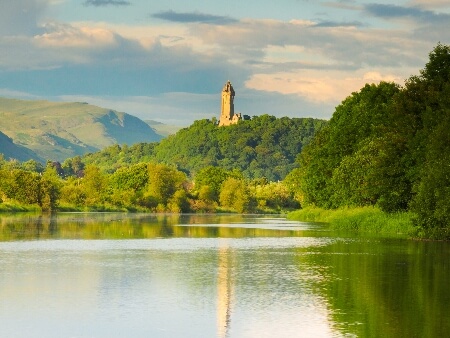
[81,115,327,181]
[294,43,450,231]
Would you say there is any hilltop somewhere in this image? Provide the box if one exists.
[0,98,162,162]
[83,115,327,181]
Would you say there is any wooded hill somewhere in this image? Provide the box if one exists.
[0,98,162,161]
[81,115,327,181]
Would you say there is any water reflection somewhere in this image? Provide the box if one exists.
[1,213,449,337]
[217,239,233,338]
[0,213,314,241]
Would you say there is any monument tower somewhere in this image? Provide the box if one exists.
[219,80,242,126]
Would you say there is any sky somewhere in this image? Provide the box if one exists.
[0,0,449,125]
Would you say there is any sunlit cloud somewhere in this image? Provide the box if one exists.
[245,70,401,103]
[36,23,118,48]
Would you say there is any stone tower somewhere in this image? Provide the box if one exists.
[219,80,242,126]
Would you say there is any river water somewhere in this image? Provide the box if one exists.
[0,213,449,338]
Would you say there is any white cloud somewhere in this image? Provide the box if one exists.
[36,22,118,48]
[245,70,402,103]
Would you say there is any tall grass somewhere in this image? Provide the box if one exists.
[0,201,41,212]
[287,206,416,237]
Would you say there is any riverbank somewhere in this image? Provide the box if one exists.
[287,207,417,238]
[0,202,41,212]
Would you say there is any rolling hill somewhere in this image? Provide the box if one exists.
[0,130,43,162]
[0,98,162,162]
[145,120,182,137]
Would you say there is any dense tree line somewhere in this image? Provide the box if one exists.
[0,156,298,213]
[0,158,60,211]
[294,43,450,230]
[80,115,327,181]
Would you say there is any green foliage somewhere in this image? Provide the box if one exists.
[81,116,325,181]
[297,81,402,210]
[250,181,298,211]
[410,114,450,229]
[288,207,416,236]
[404,44,450,229]
[0,169,41,205]
[219,177,253,213]
[60,177,85,207]
[62,156,84,177]
[80,165,109,207]
[147,163,187,205]
[39,166,62,211]
[194,166,231,202]
[292,43,450,234]
[82,143,157,173]
[109,162,149,191]
[0,165,61,211]
[283,168,303,204]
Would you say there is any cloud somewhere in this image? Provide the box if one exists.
[322,1,361,10]
[364,3,450,23]
[409,0,450,9]
[0,19,251,96]
[36,22,118,48]
[188,18,425,71]
[83,0,131,6]
[151,10,238,25]
[245,70,401,104]
[314,20,364,27]
[0,0,49,36]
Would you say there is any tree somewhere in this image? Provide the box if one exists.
[405,43,450,228]
[194,166,229,202]
[297,82,401,209]
[22,160,44,173]
[147,163,187,205]
[0,169,40,205]
[81,165,108,206]
[39,166,62,211]
[219,178,253,213]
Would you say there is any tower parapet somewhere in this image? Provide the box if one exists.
[219,80,242,126]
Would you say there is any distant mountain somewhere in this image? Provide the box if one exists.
[0,130,44,162]
[0,98,162,161]
[145,120,182,137]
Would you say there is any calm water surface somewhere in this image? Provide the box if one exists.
[0,213,449,338]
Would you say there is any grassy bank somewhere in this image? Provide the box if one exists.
[0,202,41,212]
[287,206,417,237]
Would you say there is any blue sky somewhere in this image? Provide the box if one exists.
[0,0,449,125]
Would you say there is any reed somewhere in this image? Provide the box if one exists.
[0,201,41,212]
[288,206,416,236]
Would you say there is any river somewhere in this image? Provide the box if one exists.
[0,213,449,337]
